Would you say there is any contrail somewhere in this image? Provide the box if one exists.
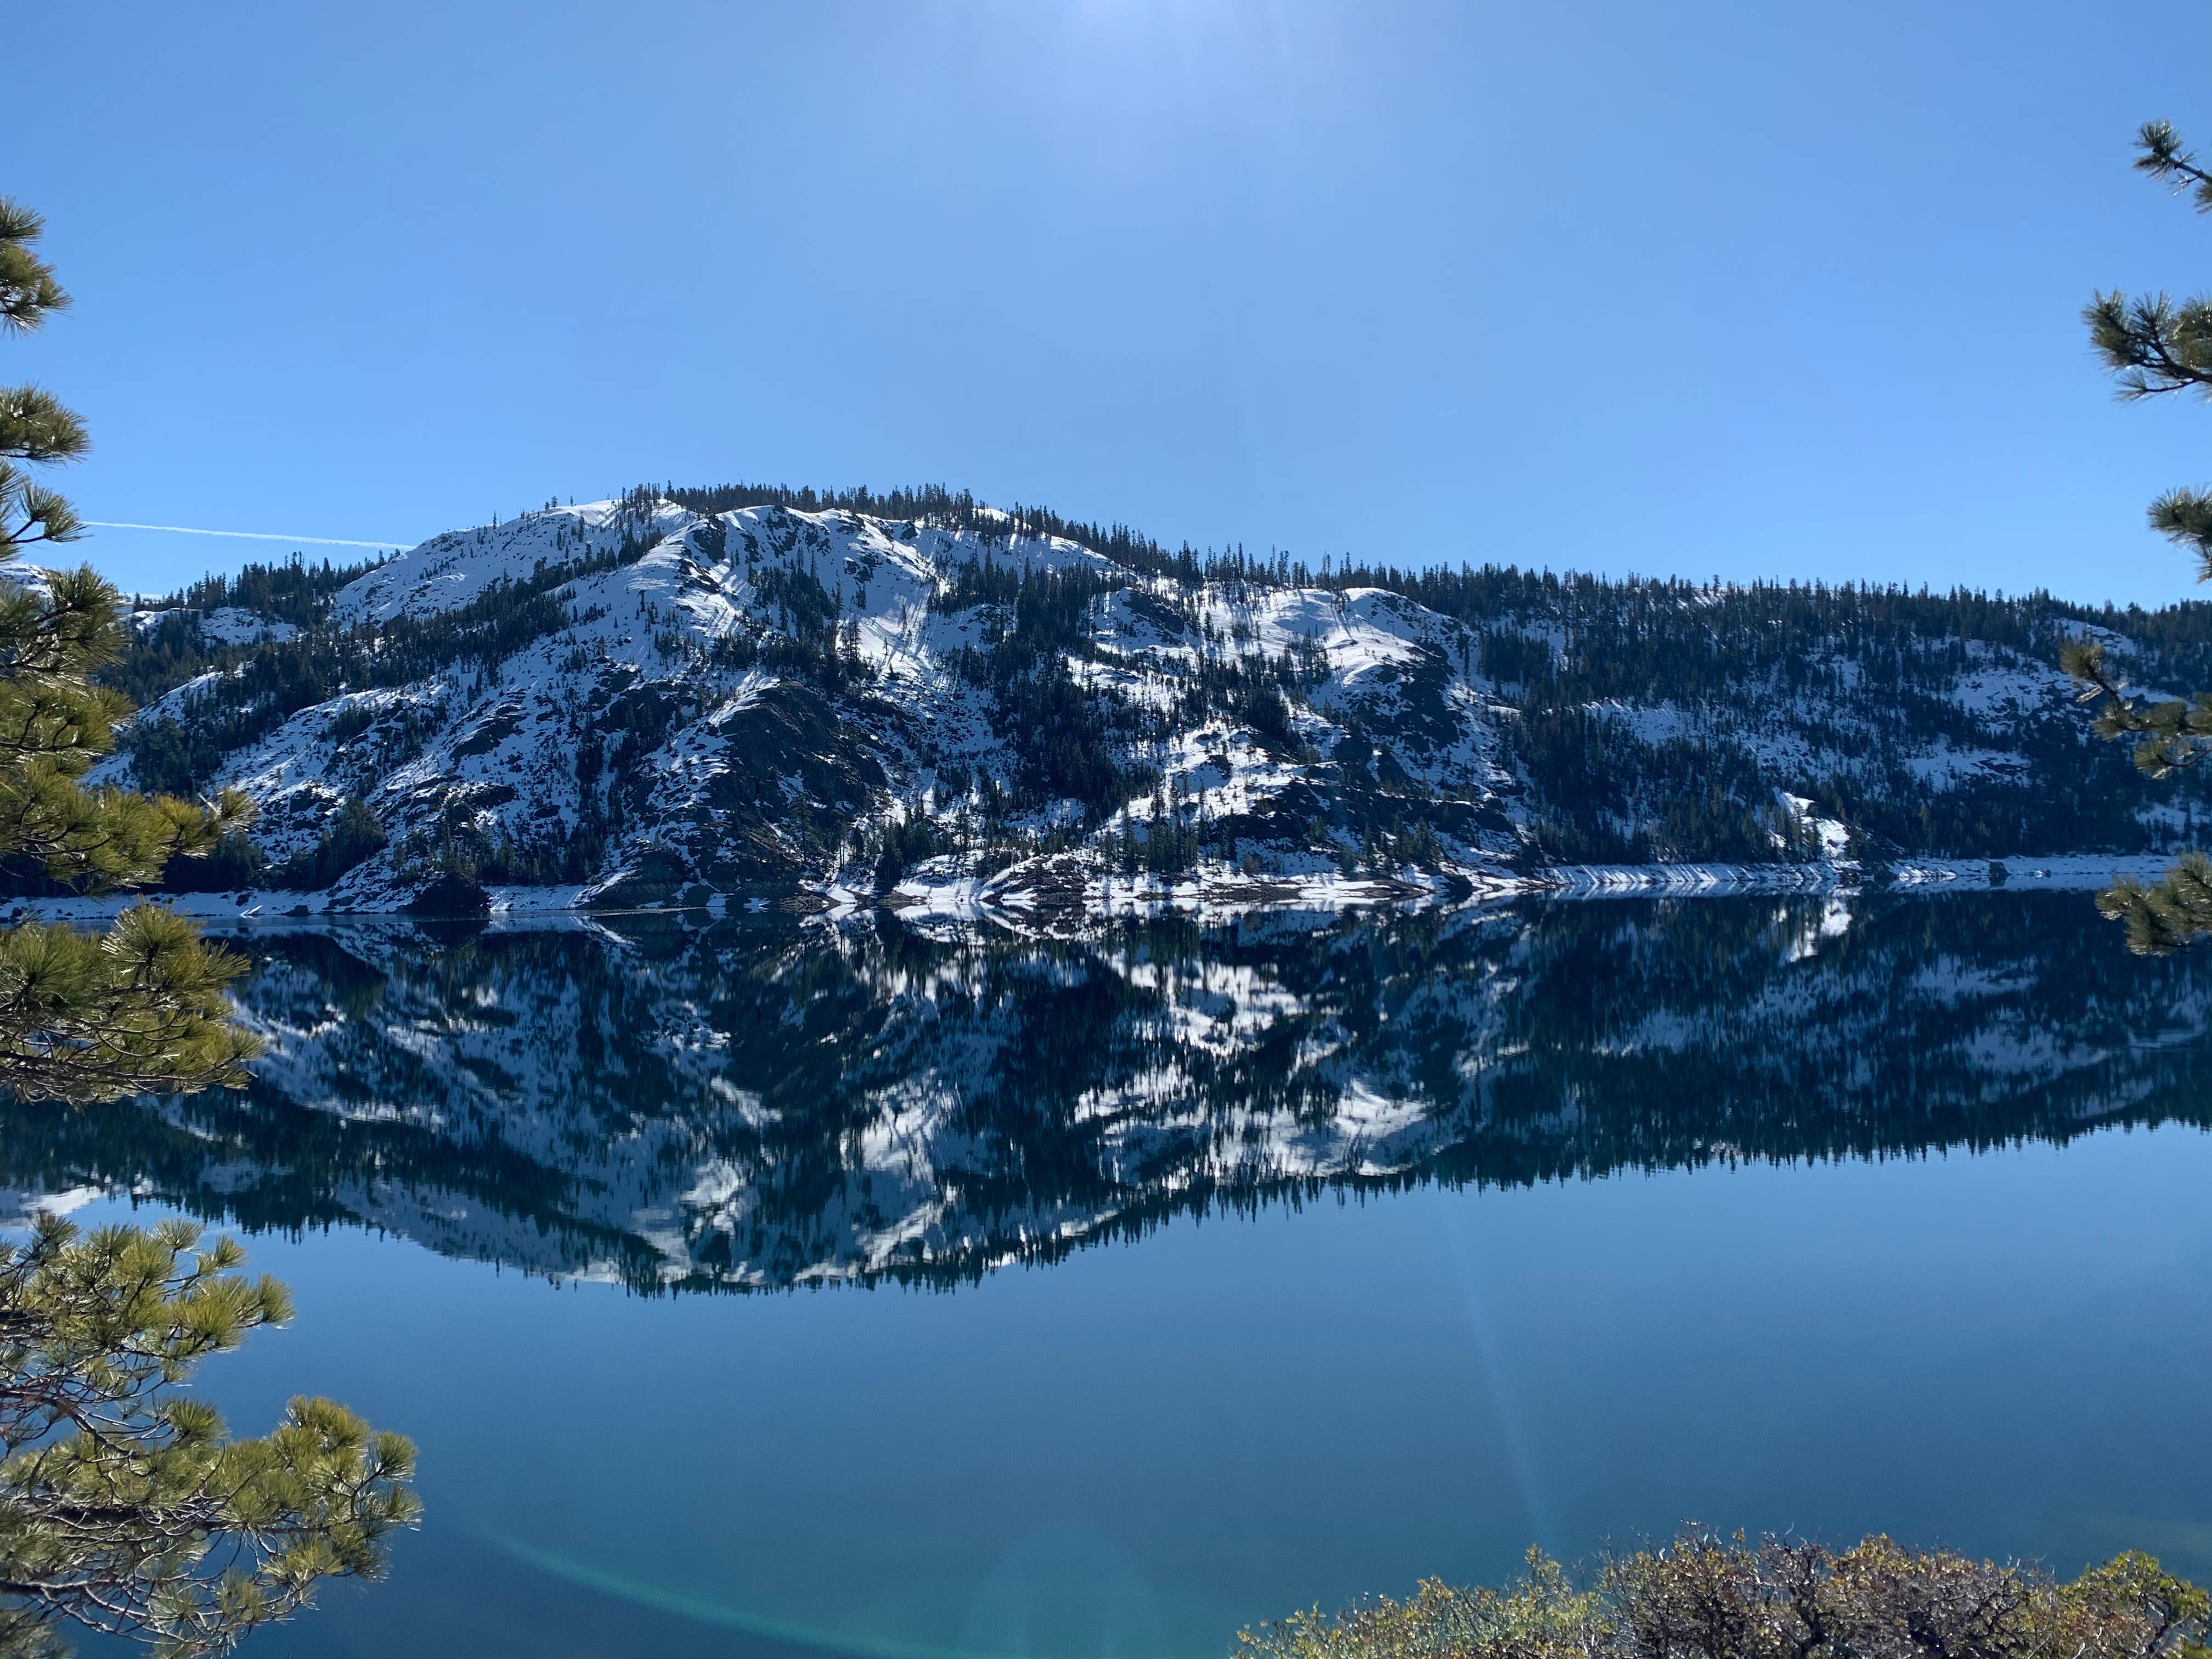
[83,521,409,550]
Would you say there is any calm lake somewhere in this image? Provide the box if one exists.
[15,891,2212,1659]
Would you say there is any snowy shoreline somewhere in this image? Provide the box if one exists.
[0,853,2181,929]
[1533,853,2179,896]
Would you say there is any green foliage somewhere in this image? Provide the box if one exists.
[96,557,382,714]
[0,465,77,564]
[0,191,409,1659]
[1237,1531,2210,1659]
[873,810,946,892]
[2069,122,2212,949]
[0,391,87,472]
[2062,641,2212,780]
[264,798,385,893]
[0,201,67,335]
[938,562,1147,819]
[2083,125,2212,476]
[0,1214,419,1657]
[0,201,83,565]
[0,190,257,1102]
[990,663,1129,815]
[0,908,253,1104]
[931,556,1125,649]
[0,596,266,887]
[2096,849,2212,954]
[1507,708,1812,866]
[1242,1551,1600,1659]
[156,834,268,896]
[0,571,234,891]
[173,559,377,630]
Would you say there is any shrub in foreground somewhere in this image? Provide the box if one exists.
[1237,1531,2209,1659]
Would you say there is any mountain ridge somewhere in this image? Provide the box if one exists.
[49,485,2212,916]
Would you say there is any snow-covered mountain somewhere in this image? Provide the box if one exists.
[4,894,2206,1291]
[87,488,2212,915]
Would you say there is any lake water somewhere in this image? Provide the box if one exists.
[14,891,2212,1659]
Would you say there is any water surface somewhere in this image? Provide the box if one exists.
[15,893,2211,1659]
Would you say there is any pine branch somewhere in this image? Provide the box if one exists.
[2148,486,2212,577]
[2135,120,2212,212]
[2098,853,2212,953]
[0,386,86,466]
[0,198,67,336]
[0,908,258,1104]
[2083,291,2212,399]
[2059,640,2212,776]
[2063,641,2212,951]
[0,1217,419,1654]
[0,462,81,556]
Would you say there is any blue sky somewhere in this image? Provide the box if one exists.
[11,2,2212,605]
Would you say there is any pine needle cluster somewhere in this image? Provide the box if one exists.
[0,200,81,558]
[2069,123,2212,949]
[0,1215,420,1657]
[0,193,256,1101]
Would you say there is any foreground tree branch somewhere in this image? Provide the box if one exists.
[2068,124,2212,951]
[0,191,258,1102]
[0,1217,419,1657]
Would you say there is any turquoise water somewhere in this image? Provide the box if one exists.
[26,893,2212,1658]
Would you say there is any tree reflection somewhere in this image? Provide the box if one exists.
[2,893,2204,1295]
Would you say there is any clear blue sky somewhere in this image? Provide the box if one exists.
[11,2,2212,605]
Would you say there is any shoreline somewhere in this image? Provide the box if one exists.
[0,853,2180,928]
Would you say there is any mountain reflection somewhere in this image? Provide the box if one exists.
[3,893,2205,1293]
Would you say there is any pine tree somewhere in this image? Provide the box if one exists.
[2064,124,2212,951]
[0,197,257,1101]
[0,1214,420,1657]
